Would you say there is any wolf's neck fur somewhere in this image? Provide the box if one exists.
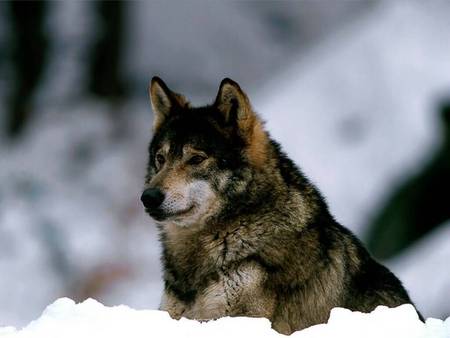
[159,135,333,281]
[211,137,328,229]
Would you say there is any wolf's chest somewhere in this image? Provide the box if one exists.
[183,260,273,320]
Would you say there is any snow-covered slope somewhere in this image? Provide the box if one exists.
[257,1,450,236]
[1,298,448,338]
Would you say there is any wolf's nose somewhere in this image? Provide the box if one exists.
[141,188,165,210]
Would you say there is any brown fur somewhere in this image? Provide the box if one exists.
[142,77,422,335]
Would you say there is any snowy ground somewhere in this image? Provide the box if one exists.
[0,298,448,338]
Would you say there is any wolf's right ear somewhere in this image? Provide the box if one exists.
[214,78,256,131]
[149,77,189,131]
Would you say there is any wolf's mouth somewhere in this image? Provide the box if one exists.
[169,204,196,218]
[146,204,196,221]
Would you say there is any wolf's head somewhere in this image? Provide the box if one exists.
[141,77,272,228]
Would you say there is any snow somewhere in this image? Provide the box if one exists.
[0,298,448,338]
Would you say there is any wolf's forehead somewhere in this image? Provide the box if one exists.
[151,112,232,156]
[155,131,219,155]
[155,141,203,156]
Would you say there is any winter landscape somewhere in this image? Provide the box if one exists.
[0,0,449,335]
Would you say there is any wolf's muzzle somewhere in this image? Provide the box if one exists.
[141,188,165,210]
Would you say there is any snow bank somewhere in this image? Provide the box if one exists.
[0,299,448,338]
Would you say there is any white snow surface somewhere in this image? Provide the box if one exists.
[0,298,448,338]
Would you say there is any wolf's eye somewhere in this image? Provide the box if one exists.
[187,155,206,165]
[156,154,165,167]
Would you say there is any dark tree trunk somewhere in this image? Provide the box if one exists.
[88,1,126,99]
[7,1,48,138]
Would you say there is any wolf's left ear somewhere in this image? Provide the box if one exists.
[214,78,256,134]
[215,78,268,166]
[149,77,189,131]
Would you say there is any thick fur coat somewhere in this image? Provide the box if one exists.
[141,77,421,334]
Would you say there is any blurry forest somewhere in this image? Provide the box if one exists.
[0,0,449,327]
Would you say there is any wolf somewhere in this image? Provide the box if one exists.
[140,77,421,334]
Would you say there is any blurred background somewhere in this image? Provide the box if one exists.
[0,0,449,327]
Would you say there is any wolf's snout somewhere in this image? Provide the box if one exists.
[141,188,165,210]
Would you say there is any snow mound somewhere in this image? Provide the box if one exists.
[0,299,448,338]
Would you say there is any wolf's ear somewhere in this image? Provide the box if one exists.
[149,77,189,131]
[215,78,268,166]
[214,78,256,133]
